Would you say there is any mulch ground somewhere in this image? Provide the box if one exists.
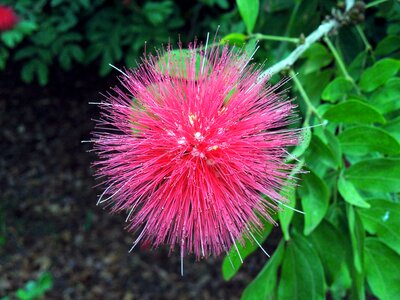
[0,66,272,299]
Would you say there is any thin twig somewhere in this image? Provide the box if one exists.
[289,70,323,122]
[251,33,299,44]
[259,0,356,78]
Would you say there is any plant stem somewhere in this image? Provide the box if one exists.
[251,34,299,44]
[289,69,324,122]
[323,36,360,93]
[323,36,350,79]
[365,0,389,9]
[355,25,372,52]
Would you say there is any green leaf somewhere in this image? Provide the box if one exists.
[309,221,352,294]
[359,58,400,92]
[143,1,174,26]
[347,205,364,274]
[1,30,23,48]
[22,60,49,86]
[36,61,49,86]
[338,176,370,208]
[369,77,400,114]
[359,199,400,255]
[323,99,386,124]
[364,238,400,300]
[279,187,296,241]
[236,0,259,33]
[324,130,342,169]
[31,28,58,47]
[383,115,400,140]
[301,43,333,74]
[349,51,368,82]
[277,232,325,300]
[299,170,329,235]
[79,0,90,9]
[338,125,400,155]
[307,134,339,169]
[286,127,311,162]
[344,158,400,193]
[157,49,203,80]
[100,50,112,76]
[16,272,53,300]
[221,33,247,46]
[0,46,9,70]
[14,46,38,61]
[59,48,72,70]
[241,240,285,300]
[69,45,84,63]
[321,77,353,102]
[222,223,273,280]
[375,35,400,56]
[17,21,38,35]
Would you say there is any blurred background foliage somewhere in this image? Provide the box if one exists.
[1,0,400,299]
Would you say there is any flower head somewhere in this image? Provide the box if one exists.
[92,39,298,260]
[0,5,18,32]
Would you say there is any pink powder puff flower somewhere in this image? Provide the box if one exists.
[0,5,18,32]
[91,38,299,266]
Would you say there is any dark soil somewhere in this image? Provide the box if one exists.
[0,66,272,299]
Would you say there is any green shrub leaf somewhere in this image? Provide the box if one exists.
[221,33,247,46]
[309,221,352,292]
[222,222,273,280]
[301,43,333,74]
[277,232,325,300]
[299,170,329,235]
[157,49,203,80]
[359,58,400,92]
[338,126,400,155]
[338,176,370,208]
[383,115,400,140]
[347,206,364,274]
[321,77,353,102]
[307,134,339,169]
[241,240,285,300]
[344,158,400,193]
[279,187,296,241]
[359,199,400,255]
[375,35,400,56]
[369,77,400,114]
[364,238,400,300]
[286,127,311,162]
[323,99,386,124]
[236,0,259,33]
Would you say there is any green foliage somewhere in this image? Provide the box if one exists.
[220,33,247,46]
[344,158,400,193]
[322,99,386,124]
[359,58,400,92]
[299,169,329,235]
[157,49,203,79]
[359,200,400,255]
[241,241,285,300]
[221,222,273,281]
[223,2,400,300]
[364,238,400,300]
[236,0,259,34]
[321,76,353,102]
[338,126,400,155]
[277,232,325,300]
[2,0,231,84]
[0,272,54,300]
[2,1,400,299]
